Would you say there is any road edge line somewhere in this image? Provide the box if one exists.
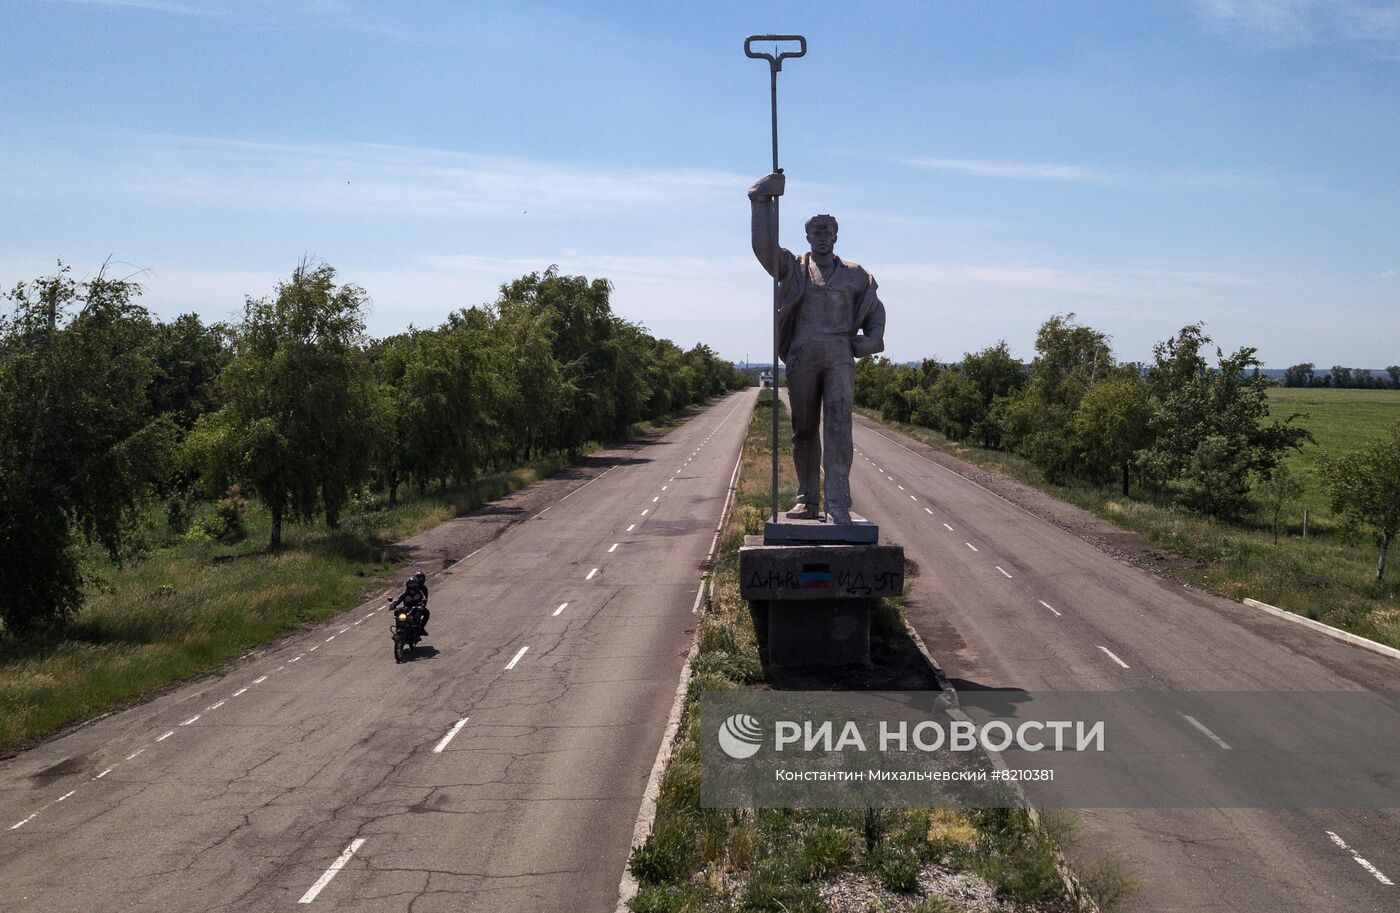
[615,392,750,913]
[1242,598,1400,662]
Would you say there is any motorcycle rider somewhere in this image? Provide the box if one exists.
[389,575,429,636]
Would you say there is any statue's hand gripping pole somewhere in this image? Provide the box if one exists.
[744,34,806,522]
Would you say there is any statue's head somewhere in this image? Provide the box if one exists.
[805,214,838,256]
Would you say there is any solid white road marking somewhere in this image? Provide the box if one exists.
[505,646,529,670]
[126,748,146,760]
[1181,714,1232,750]
[626,523,635,532]
[995,566,1013,578]
[1326,830,1395,885]
[924,507,933,515]
[586,567,599,580]
[156,730,174,742]
[180,715,200,726]
[299,838,366,903]
[1097,646,1130,669]
[609,543,619,553]
[433,718,470,753]
[94,766,115,779]
[554,602,568,616]
[1038,600,1063,617]
[253,675,268,684]
[965,543,979,552]
[943,523,954,531]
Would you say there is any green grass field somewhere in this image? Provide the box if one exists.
[1268,387,1400,514]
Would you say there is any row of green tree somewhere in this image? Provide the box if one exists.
[0,261,745,632]
[1280,363,1400,389]
[856,315,1398,581]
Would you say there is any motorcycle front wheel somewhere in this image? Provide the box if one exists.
[393,635,405,664]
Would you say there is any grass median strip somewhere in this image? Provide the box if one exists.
[626,391,1124,913]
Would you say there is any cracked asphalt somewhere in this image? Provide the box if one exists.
[0,389,756,913]
[848,409,1400,913]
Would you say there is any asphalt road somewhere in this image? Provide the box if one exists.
[0,389,757,913]
[847,410,1399,912]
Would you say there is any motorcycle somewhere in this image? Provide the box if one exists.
[390,600,427,663]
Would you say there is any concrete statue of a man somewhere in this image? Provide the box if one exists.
[749,171,886,526]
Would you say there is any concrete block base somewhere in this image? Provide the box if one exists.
[765,599,873,667]
[738,535,904,669]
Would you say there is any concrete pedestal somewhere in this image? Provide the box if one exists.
[738,534,904,669]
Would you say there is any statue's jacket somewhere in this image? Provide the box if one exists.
[775,251,886,364]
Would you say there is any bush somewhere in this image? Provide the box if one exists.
[190,485,247,543]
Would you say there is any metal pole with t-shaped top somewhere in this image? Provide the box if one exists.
[744,33,806,523]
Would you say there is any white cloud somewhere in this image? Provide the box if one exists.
[1191,0,1400,54]
[902,157,1120,184]
[111,134,747,221]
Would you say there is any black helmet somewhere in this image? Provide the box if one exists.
[413,571,427,586]
[406,578,421,592]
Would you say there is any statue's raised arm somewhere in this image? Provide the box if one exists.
[748,172,790,281]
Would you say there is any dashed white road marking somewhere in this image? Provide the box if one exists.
[652,496,660,502]
[897,485,905,490]
[433,717,470,753]
[156,730,174,742]
[505,646,529,670]
[253,675,268,684]
[995,566,1013,578]
[94,766,115,780]
[325,635,335,642]
[179,715,200,726]
[943,523,954,531]
[290,654,304,662]
[299,838,366,903]
[56,790,76,802]
[233,687,248,696]
[1181,714,1232,750]
[1097,646,1130,669]
[554,602,568,616]
[9,812,38,830]
[338,628,349,635]
[586,567,599,580]
[126,748,146,760]
[965,543,979,552]
[207,700,226,711]
[309,645,319,652]
[924,507,933,515]
[661,485,668,491]
[364,613,376,621]
[910,495,917,501]
[1038,600,1063,617]
[641,509,649,516]
[608,543,619,553]
[626,523,636,532]
[1326,830,1395,885]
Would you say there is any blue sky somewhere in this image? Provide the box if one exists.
[3,0,1399,367]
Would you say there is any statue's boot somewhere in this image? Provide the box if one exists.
[826,506,852,525]
[785,502,819,520]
